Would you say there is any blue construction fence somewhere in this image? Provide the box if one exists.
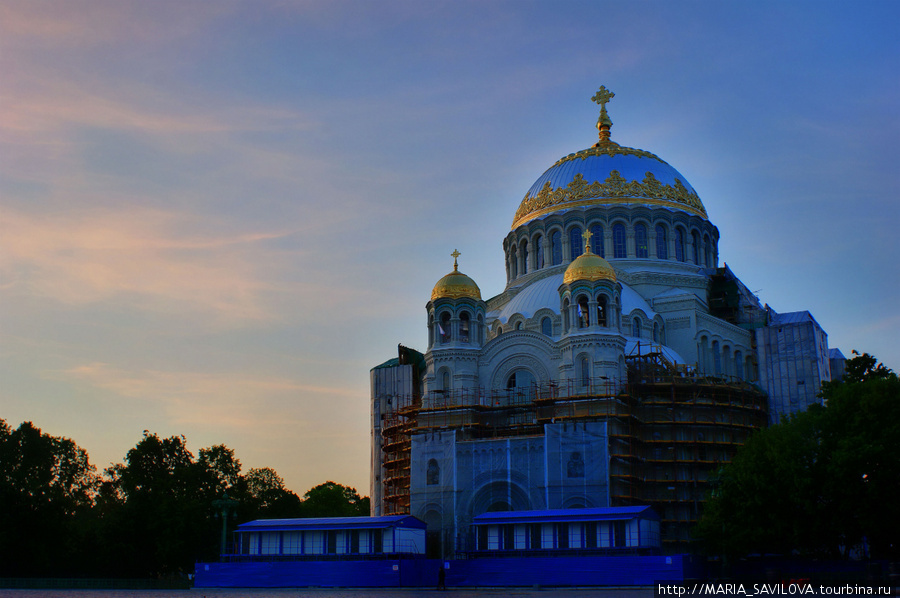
[195,554,692,588]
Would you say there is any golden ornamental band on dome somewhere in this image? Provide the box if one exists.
[430,249,482,301]
[511,85,708,230]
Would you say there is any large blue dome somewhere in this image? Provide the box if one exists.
[511,143,707,229]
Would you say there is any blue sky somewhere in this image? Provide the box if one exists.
[2,0,898,496]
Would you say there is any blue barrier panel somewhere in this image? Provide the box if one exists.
[444,554,686,587]
[196,555,684,588]
[195,559,441,588]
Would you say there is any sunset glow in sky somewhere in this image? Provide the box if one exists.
[2,0,898,496]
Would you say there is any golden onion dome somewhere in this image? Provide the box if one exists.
[563,231,617,285]
[431,250,482,301]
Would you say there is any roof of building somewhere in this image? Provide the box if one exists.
[237,515,426,532]
[472,506,659,526]
[489,272,657,324]
[768,310,824,331]
[431,251,481,301]
[563,248,617,285]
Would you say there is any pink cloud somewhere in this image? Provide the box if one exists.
[0,206,289,321]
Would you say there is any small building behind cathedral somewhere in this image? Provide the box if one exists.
[369,87,843,557]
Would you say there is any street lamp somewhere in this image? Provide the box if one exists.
[212,493,239,560]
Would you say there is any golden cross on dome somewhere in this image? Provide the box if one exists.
[591,85,615,145]
[582,228,593,254]
[591,85,615,109]
[451,249,461,271]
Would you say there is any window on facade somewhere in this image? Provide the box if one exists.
[735,351,744,379]
[577,296,589,328]
[614,521,626,548]
[692,231,700,265]
[506,370,535,404]
[535,235,544,269]
[460,312,470,343]
[632,317,642,338]
[521,240,528,275]
[655,224,668,260]
[613,223,626,258]
[653,322,660,343]
[712,340,722,375]
[580,357,590,388]
[597,295,607,327]
[530,524,542,550]
[590,224,604,257]
[585,523,598,548]
[428,314,434,346]
[635,223,648,258]
[551,231,562,265]
[563,298,570,331]
[427,459,439,485]
[557,523,570,549]
[569,227,583,261]
[567,451,585,478]
[440,312,451,343]
[541,317,552,337]
[510,246,518,279]
[675,228,685,262]
[478,314,484,344]
[441,370,450,393]
[704,234,712,267]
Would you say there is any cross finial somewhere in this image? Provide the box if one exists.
[591,85,615,145]
[582,228,593,254]
[451,249,461,271]
[591,85,615,109]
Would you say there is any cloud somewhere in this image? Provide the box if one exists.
[61,361,358,432]
[0,206,290,322]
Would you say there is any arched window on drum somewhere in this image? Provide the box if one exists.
[440,312,451,343]
[675,228,686,262]
[590,224,604,257]
[534,234,544,269]
[613,223,627,258]
[635,223,648,258]
[596,295,608,327]
[551,231,563,266]
[577,295,590,328]
[460,312,470,343]
[655,225,668,260]
[569,227,583,261]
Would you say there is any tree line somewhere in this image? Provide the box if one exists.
[695,351,899,561]
[0,424,368,578]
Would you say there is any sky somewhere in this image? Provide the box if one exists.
[2,0,898,497]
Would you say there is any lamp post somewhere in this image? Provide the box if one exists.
[212,493,239,560]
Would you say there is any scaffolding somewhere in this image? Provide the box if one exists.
[377,348,767,547]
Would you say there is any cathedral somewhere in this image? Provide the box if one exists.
[370,87,842,555]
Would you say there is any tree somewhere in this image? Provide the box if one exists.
[297,481,370,518]
[841,350,894,384]
[101,431,220,576]
[695,352,900,560]
[0,420,99,576]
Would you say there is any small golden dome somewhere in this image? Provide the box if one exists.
[431,250,482,301]
[563,231,617,285]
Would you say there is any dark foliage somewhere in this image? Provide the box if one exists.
[0,422,367,578]
[695,351,900,560]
